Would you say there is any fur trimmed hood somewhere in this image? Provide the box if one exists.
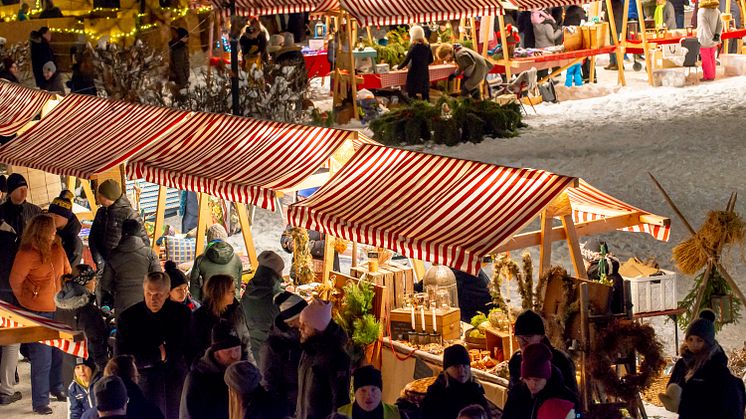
[55,281,94,310]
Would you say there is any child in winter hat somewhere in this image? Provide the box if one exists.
[521,342,553,382]
[443,344,471,370]
[300,298,332,333]
[685,308,716,346]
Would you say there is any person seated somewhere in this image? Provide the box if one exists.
[17,3,30,21]
[38,0,62,18]
[338,365,401,418]
[502,343,577,419]
[40,61,65,95]
[420,344,490,419]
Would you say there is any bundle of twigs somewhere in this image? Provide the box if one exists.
[673,209,745,275]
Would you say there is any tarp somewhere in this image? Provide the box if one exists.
[340,0,502,26]
[0,80,53,137]
[506,0,592,10]
[127,111,375,211]
[288,145,670,274]
[0,94,191,179]
[208,0,338,16]
[0,300,87,358]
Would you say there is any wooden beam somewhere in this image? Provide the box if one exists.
[236,204,258,270]
[605,0,627,86]
[65,176,75,192]
[346,14,359,120]
[494,212,644,253]
[497,12,513,80]
[538,210,553,277]
[0,326,63,345]
[81,179,98,217]
[151,185,168,251]
[322,234,336,284]
[538,57,585,84]
[636,0,654,85]
[351,242,358,268]
[195,192,211,257]
[562,214,589,279]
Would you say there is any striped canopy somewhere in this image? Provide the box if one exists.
[127,112,374,211]
[341,0,502,26]
[506,0,590,10]
[0,94,190,179]
[288,145,670,274]
[287,145,577,274]
[0,300,87,358]
[0,80,53,137]
[209,0,338,16]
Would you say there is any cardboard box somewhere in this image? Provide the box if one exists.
[389,307,461,340]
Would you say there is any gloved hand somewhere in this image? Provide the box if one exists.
[713,33,721,42]
[448,72,457,81]
[392,65,399,70]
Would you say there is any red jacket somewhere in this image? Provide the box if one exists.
[10,243,70,312]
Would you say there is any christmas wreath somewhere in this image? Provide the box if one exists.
[589,321,665,400]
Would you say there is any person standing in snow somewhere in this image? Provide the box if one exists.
[240,250,283,364]
[189,224,243,301]
[397,25,434,101]
[441,44,492,100]
[697,0,722,81]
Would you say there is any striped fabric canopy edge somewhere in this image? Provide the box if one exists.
[0,80,54,137]
[288,144,577,274]
[569,179,671,242]
[341,0,502,26]
[0,300,87,358]
[127,111,373,211]
[207,0,338,16]
[505,0,592,11]
[0,94,191,179]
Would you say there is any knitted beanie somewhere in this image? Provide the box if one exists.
[48,196,73,219]
[514,310,545,336]
[443,344,470,369]
[210,320,242,352]
[97,180,121,201]
[71,264,96,286]
[685,309,717,345]
[300,298,332,333]
[6,173,27,195]
[94,376,127,411]
[164,261,188,289]
[258,250,285,277]
[521,343,553,379]
[121,219,141,238]
[224,360,261,395]
[206,224,228,242]
[537,398,575,419]
[274,291,307,324]
[353,365,383,391]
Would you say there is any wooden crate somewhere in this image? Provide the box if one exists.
[625,269,678,314]
[8,166,62,207]
[390,307,461,340]
[330,271,386,322]
[484,327,519,362]
[350,262,415,310]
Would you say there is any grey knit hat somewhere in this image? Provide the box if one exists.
[224,360,261,395]
[685,309,717,345]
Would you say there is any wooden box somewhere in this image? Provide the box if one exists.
[485,327,519,362]
[389,307,461,341]
[330,271,386,321]
[350,262,415,310]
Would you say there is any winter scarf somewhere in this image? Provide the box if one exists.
[655,4,665,27]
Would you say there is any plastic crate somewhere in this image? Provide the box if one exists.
[625,269,678,314]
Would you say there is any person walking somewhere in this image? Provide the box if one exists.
[115,272,190,419]
[240,250,283,364]
[697,0,722,81]
[189,224,243,302]
[100,219,161,317]
[47,193,83,266]
[397,25,434,101]
[10,214,71,414]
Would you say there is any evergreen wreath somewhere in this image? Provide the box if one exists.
[589,321,665,400]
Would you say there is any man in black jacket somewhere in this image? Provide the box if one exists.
[47,194,83,266]
[89,179,149,269]
[507,310,578,397]
[116,272,190,419]
[29,27,55,88]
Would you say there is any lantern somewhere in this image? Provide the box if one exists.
[423,264,459,309]
[710,294,735,324]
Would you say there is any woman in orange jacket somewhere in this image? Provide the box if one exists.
[10,214,71,414]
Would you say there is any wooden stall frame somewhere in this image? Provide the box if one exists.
[0,304,84,346]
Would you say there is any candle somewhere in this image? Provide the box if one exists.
[420,307,426,332]
[410,306,416,330]
[431,306,437,333]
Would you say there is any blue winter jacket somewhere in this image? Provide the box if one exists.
[68,379,94,419]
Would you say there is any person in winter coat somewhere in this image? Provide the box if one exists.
[508,310,578,396]
[297,299,351,419]
[451,268,492,323]
[458,404,489,419]
[115,272,190,419]
[240,19,269,67]
[39,0,63,18]
[397,25,434,101]
[654,0,678,29]
[67,59,97,96]
[47,193,83,266]
[68,357,98,419]
[180,320,244,419]
[661,309,746,418]
[669,0,689,28]
[169,27,190,91]
[89,179,149,269]
[89,376,127,419]
[440,44,492,100]
[697,0,722,81]
[100,219,161,317]
[563,5,586,25]
[189,224,243,302]
[225,360,278,419]
[55,265,109,371]
[10,214,70,414]
[164,261,199,312]
[532,9,562,48]
[260,291,307,418]
[502,343,578,419]
[179,191,198,234]
[241,251,283,364]
[517,12,536,48]
[30,27,55,88]
[338,366,401,419]
[581,239,625,314]
[40,61,65,95]
[421,344,490,419]
[189,274,255,367]
[93,355,163,419]
[0,58,20,83]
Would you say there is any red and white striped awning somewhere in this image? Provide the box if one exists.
[568,179,671,242]
[127,112,375,211]
[208,0,338,16]
[0,300,87,358]
[0,80,53,137]
[506,0,590,10]
[0,94,190,179]
[341,0,502,26]
[288,145,577,274]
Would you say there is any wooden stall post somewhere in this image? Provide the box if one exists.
[636,0,654,85]
[470,17,479,49]
[481,16,493,57]
[579,282,591,412]
[352,242,359,267]
[151,185,168,251]
[561,214,589,279]
[346,13,360,120]
[322,234,336,284]
[538,210,553,278]
[497,12,513,80]
[236,204,259,270]
[207,12,215,76]
[81,179,97,215]
[195,192,211,257]
[65,176,75,192]
[605,0,627,86]
[725,0,733,54]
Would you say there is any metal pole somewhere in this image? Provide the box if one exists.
[229,0,240,115]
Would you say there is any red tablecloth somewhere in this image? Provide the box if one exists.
[356,64,458,90]
[304,52,330,79]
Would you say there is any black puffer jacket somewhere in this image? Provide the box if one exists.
[453,268,492,323]
[89,194,149,266]
[54,283,109,371]
[508,338,578,397]
[100,235,161,316]
[241,265,281,364]
[420,372,490,419]
[296,321,351,419]
[678,345,745,419]
[260,323,302,418]
[57,216,83,266]
[179,348,230,419]
[188,300,255,367]
[502,366,578,419]
[0,200,41,304]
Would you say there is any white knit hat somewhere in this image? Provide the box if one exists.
[300,298,332,333]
